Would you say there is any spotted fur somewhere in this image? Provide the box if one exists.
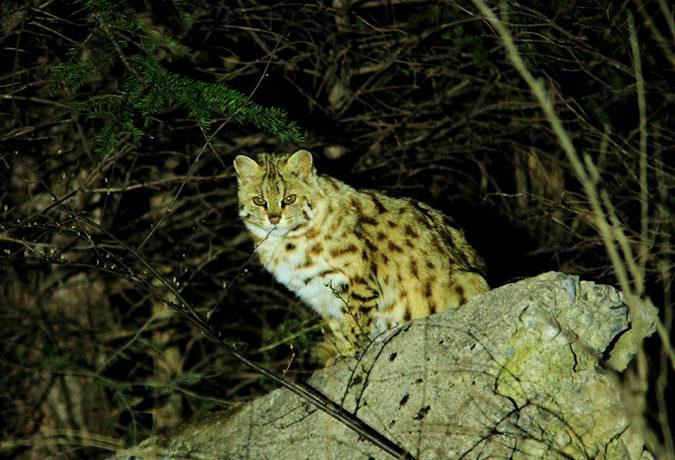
[234,150,489,362]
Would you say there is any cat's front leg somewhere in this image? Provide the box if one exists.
[317,276,381,362]
[313,314,369,366]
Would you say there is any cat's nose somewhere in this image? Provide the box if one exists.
[268,214,281,225]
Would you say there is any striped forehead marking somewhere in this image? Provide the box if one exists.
[259,154,287,197]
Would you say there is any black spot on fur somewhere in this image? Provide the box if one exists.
[330,244,358,257]
[424,281,432,298]
[410,260,419,278]
[456,285,466,305]
[404,224,419,239]
[359,214,378,226]
[388,241,403,253]
[370,193,388,214]
[364,238,377,252]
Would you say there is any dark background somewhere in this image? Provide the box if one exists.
[1,0,672,458]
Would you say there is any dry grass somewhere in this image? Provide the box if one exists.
[1,1,672,458]
[472,0,673,456]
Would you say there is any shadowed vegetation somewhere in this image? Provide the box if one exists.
[0,0,672,458]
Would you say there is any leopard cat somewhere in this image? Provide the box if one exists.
[234,149,489,363]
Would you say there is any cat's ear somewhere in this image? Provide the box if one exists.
[286,149,314,177]
[233,155,260,180]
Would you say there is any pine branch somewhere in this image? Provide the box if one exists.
[50,0,302,156]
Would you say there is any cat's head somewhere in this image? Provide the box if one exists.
[234,149,319,236]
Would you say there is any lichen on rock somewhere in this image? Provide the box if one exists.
[111,272,657,460]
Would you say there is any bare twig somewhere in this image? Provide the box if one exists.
[628,11,649,295]
[470,1,673,456]
[54,202,415,460]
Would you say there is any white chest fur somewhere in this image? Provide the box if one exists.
[255,234,348,320]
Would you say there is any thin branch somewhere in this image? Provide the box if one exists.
[627,11,649,295]
[49,199,414,460]
[469,1,672,455]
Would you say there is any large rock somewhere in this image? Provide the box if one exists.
[113,272,657,459]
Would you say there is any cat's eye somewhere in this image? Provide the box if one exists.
[253,196,266,207]
[282,194,297,205]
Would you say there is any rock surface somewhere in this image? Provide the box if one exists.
[113,272,658,459]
